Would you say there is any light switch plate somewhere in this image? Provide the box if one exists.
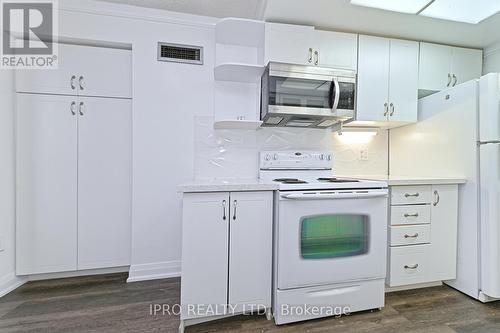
[360,149,369,161]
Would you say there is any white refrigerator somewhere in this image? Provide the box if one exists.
[390,73,500,302]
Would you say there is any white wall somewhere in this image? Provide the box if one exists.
[55,0,216,281]
[0,70,22,296]
[484,42,500,74]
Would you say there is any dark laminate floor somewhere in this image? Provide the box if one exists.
[1,274,500,333]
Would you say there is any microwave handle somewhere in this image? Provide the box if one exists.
[332,79,340,111]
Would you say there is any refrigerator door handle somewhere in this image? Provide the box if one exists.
[478,140,500,145]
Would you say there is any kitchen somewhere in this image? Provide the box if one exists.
[1,0,500,332]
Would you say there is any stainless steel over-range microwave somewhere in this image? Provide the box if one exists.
[261,62,356,129]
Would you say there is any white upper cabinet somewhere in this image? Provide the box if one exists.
[265,22,358,70]
[265,23,315,66]
[357,35,390,122]
[16,43,132,98]
[419,42,482,95]
[313,30,358,70]
[357,35,419,125]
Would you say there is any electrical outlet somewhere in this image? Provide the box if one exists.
[360,149,369,161]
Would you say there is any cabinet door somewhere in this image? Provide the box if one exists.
[16,43,80,95]
[75,45,132,98]
[16,94,78,275]
[451,47,483,86]
[429,185,458,281]
[357,35,390,122]
[314,30,358,70]
[265,23,315,65]
[418,43,452,92]
[388,39,419,123]
[181,192,230,320]
[77,97,132,270]
[228,191,273,312]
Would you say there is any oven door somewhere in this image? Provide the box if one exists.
[277,189,388,290]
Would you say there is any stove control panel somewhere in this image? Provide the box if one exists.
[260,151,333,169]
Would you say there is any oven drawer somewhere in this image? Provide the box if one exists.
[387,245,430,287]
[390,205,431,225]
[391,186,432,205]
[390,225,431,246]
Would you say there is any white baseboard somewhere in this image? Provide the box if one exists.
[127,260,181,283]
[26,266,130,281]
[0,273,26,298]
[385,281,442,293]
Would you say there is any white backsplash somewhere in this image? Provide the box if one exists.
[194,116,388,179]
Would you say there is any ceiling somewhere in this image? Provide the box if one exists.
[97,0,500,48]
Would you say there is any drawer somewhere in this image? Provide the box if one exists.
[390,205,431,225]
[390,225,431,246]
[387,245,430,287]
[391,186,432,205]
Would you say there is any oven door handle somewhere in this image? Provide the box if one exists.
[280,191,388,200]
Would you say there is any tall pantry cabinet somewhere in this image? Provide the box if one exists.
[16,43,132,275]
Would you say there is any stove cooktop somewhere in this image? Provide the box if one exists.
[273,178,308,184]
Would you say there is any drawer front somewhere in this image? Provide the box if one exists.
[390,225,431,246]
[387,245,430,287]
[390,205,431,225]
[391,186,432,205]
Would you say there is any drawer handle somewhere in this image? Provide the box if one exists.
[404,213,419,218]
[404,233,419,238]
[404,264,419,270]
[405,193,420,198]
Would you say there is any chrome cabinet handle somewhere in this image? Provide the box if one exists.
[308,48,313,63]
[433,190,440,206]
[404,213,419,218]
[405,193,420,198]
[70,101,76,115]
[78,76,85,90]
[447,73,451,87]
[383,103,389,117]
[404,264,419,269]
[70,75,76,90]
[78,102,84,116]
[314,50,319,65]
[232,200,237,220]
[389,103,395,116]
[222,200,227,220]
[452,74,457,87]
[404,233,419,238]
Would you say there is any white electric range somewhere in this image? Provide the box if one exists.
[259,151,389,325]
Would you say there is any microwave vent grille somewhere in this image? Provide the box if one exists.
[157,42,203,65]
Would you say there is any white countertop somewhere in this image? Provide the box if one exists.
[177,178,279,193]
[339,175,467,186]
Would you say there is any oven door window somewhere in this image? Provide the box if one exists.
[269,76,333,108]
[300,215,369,259]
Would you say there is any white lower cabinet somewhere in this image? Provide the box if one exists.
[16,93,132,275]
[181,191,273,322]
[386,184,458,287]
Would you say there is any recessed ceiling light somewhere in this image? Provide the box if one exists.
[350,0,433,14]
[420,0,500,24]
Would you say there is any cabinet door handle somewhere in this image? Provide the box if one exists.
[70,101,76,115]
[222,200,227,221]
[308,48,313,63]
[314,50,319,65]
[383,103,389,117]
[447,73,451,87]
[79,76,85,90]
[232,200,237,220]
[404,193,420,198]
[452,74,457,87]
[78,102,85,116]
[389,103,395,116]
[70,75,76,90]
[404,233,419,238]
[433,190,440,206]
[404,213,419,218]
[404,264,419,269]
